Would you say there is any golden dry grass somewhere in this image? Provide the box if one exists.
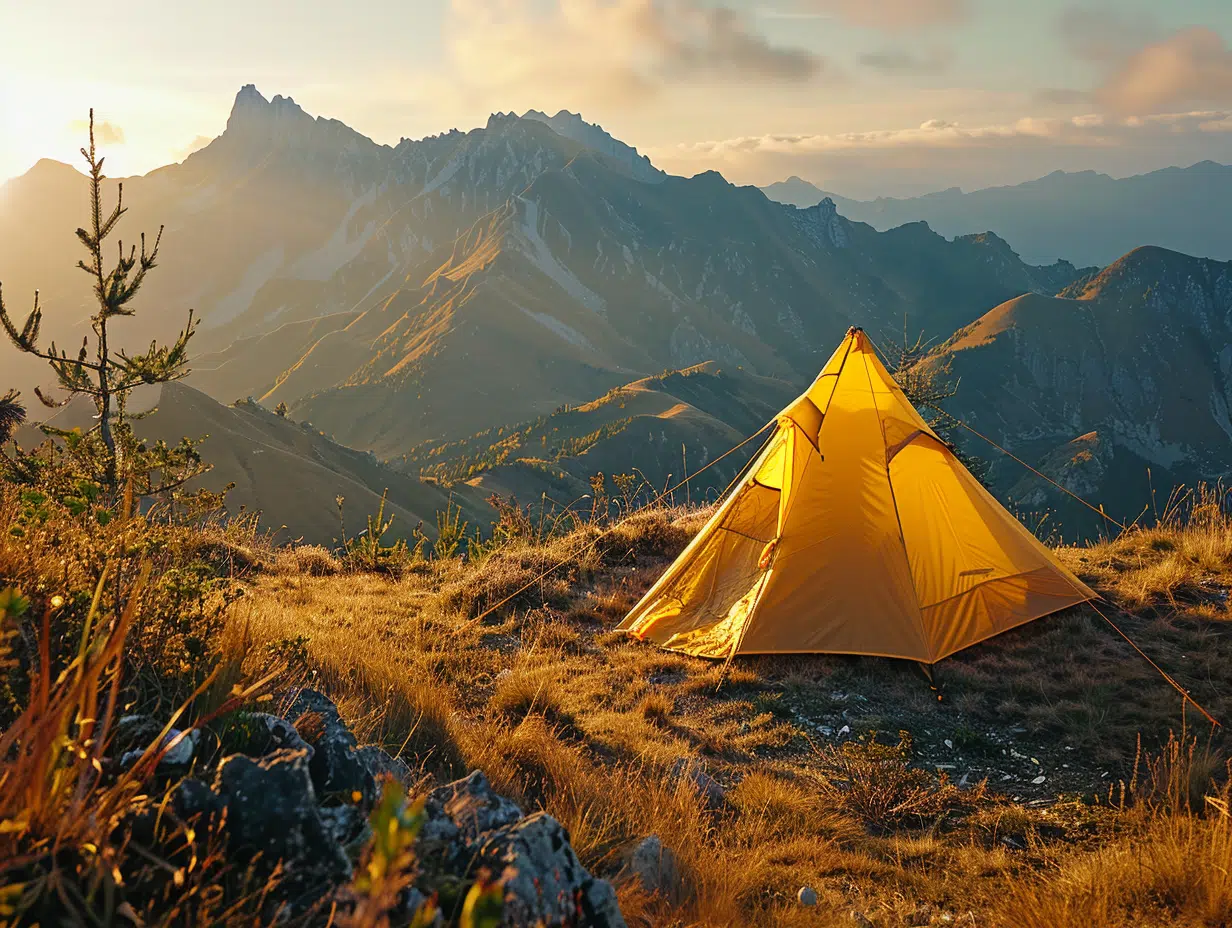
[223,501,1232,927]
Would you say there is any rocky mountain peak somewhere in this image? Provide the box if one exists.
[221,84,372,156]
[226,84,312,133]
[959,230,1016,255]
[485,111,521,130]
[521,109,665,184]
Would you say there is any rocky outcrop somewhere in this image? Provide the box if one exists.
[118,690,625,926]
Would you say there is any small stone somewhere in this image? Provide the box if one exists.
[113,714,163,756]
[162,729,200,765]
[120,727,199,769]
[838,725,851,736]
[1032,775,1046,785]
[944,739,953,749]
[670,759,726,810]
[628,835,680,899]
[797,886,818,906]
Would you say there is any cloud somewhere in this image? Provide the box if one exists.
[802,0,969,32]
[860,47,952,75]
[173,135,212,161]
[1097,27,1232,115]
[651,110,1232,162]
[1057,6,1158,64]
[1053,13,1232,116]
[68,119,125,145]
[647,109,1232,197]
[657,116,1099,160]
[444,0,824,110]
[657,5,821,81]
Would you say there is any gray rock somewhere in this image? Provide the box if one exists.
[120,727,200,770]
[627,835,679,899]
[479,812,626,928]
[356,744,413,785]
[319,803,367,847]
[251,712,315,757]
[285,688,372,803]
[797,886,818,906]
[213,748,352,905]
[670,758,726,810]
[417,771,625,927]
[113,714,162,755]
[174,777,222,820]
[418,770,524,871]
[404,887,443,926]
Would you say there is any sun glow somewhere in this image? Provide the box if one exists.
[0,75,224,186]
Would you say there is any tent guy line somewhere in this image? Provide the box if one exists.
[859,330,1130,535]
[458,417,778,632]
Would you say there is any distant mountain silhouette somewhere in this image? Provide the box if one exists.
[762,163,1232,266]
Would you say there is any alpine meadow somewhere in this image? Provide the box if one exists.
[6,2,1232,926]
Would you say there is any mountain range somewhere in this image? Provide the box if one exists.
[1,88,1082,446]
[762,163,1232,267]
[927,246,1232,534]
[3,86,1231,539]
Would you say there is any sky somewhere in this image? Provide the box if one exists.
[2,0,1231,198]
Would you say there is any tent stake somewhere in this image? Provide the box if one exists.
[918,662,943,702]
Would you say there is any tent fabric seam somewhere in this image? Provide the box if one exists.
[860,346,934,663]
[730,335,857,654]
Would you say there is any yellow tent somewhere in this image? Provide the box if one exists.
[618,328,1095,663]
